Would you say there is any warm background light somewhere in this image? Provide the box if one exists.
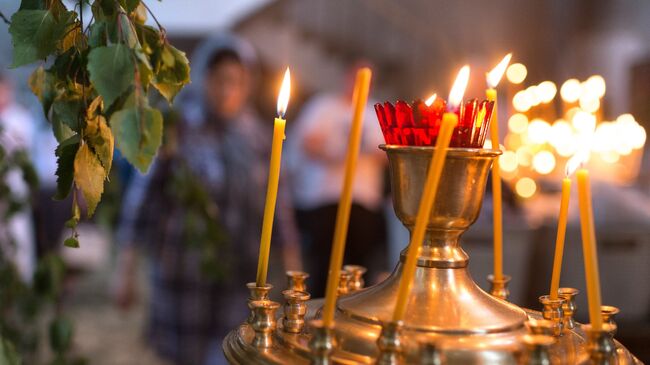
[560,78,581,103]
[508,114,528,134]
[515,177,537,198]
[506,63,527,84]
[532,150,556,175]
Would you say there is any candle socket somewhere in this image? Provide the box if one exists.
[558,287,579,330]
[286,270,309,292]
[539,295,565,337]
[376,321,404,365]
[419,342,444,365]
[338,270,352,295]
[250,300,280,349]
[525,318,555,336]
[487,274,511,300]
[600,306,620,337]
[520,334,555,365]
[343,265,367,292]
[246,282,273,324]
[583,323,617,364]
[308,319,335,365]
[282,290,310,334]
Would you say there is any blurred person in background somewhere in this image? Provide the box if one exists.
[112,34,301,365]
[0,73,36,281]
[285,65,387,297]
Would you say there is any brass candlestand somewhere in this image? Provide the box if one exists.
[224,146,641,364]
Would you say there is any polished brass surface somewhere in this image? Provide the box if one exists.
[488,274,512,300]
[560,288,580,330]
[376,321,404,365]
[223,146,640,365]
[251,300,280,348]
[343,265,367,292]
[521,334,555,365]
[526,318,555,336]
[287,271,310,292]
[540,295,565,337]
[282,290,311,334]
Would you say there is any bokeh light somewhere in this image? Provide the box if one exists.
[515,177,537,198]
[527,119,552,144]
[560,78,581,103]
[532,150,556,174]
[506,63,527,84]
[500,151,518,172]
[508,113,528,134]
[537,81,557,103]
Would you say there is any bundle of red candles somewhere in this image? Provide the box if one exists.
[374,97,495,148]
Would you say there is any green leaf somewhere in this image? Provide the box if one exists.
[49,317,73,353]
[9,9,76,67]
[88,21,107,48]
[52,98,82,131]
[19,0,44,10]
[110,105,162,173]
[85,115,114,174]
[153,44,191,103]
[0,337,21,365]
[74,143,105,216]
[87,44,135,108]
[63,237,79,248]
[54,135,80,200]
[123,0,141,12]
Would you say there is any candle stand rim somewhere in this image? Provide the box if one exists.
[379,144,502,157]
[558,287,580,296]
[600,305,620,315]
[247,282,274,290]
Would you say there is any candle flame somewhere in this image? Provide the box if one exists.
[277,68,291,118]
[565,152,585,177]
[487,53,512,89]
[448,65,470,110]
[424,93,437,107]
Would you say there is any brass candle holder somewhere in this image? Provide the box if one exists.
[282,290,311,334]
[487,274,512,300]
[521,334,555,365]
[559,287,579,330]
[223,146,640,364]
[337,270,351,295]
[250,300,280,348]
[286,270,309,292]
[376,321,404,365]
[600,306,620,337]
[246,282,273,323]
[583,323,617,364]
[539,295,565,337]
[308,319,335,365]
[343,265,367,292]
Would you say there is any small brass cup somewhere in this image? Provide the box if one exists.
[376,320,404,365]
[286,270,309,292]
[419,342,444,365]
[525,318,555,336]
[246,282,273,323]
[282,289,310,334]
[487,274,512,300]
[521,334,555,365]
[600,306,620,337]
[539,295,565,337]
[250,300,280,348]
[308,319,335,365]
[338,270,352,295]
[558,287,579,330]
[583,323,617,364]
[343,264,367,292]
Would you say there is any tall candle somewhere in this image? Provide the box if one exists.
[549,157,578,299]
[485,53,512,281]
[576,166,603,330]
[256,68,291,286]
[321,68,372,327]
[392,66,469,322]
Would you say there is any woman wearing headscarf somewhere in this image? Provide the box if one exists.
[113,34,300,365]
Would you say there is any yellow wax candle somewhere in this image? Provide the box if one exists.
[256,68,291,286]
[485,54,511,282]
[391,65,469,322]
[321,68,372,327]
[549,177,571,299]
[576,167,603,331]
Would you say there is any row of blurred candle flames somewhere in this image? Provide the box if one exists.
[486,63,647,199]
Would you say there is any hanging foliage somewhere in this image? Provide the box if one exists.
[7,0,191,245]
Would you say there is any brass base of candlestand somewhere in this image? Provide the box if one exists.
[223,146,641,364]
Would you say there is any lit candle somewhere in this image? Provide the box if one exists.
[549,156,580,299]
[391,66,469,322]
[576,159,603,330]
[321,68,373,327]
[485,53,512,281]
[256,68,291,286]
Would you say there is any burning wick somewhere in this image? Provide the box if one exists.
[448,65,470,111]
[277,68,291,118]
[425,93,437,107]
